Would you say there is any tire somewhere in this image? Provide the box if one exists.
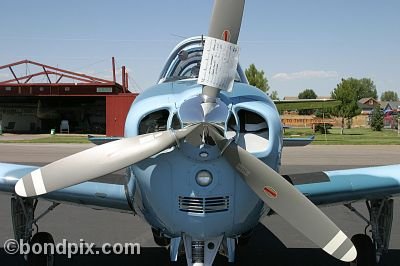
[27,232,55,266]
[152,228,171,247]
[350,234,376,266]
[238,230,253,247]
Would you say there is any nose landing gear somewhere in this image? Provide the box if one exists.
[11,196,59,266]
[345,198,394,266]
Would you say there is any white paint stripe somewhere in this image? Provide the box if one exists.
[15,179,27,197]
[340,246,357,262]
[31,169,47,195]
[323,231,347,255]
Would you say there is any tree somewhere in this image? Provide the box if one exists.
[381,90,399,101]
[245,64,270,93]
[370,105,384,131]
[356,78,378,100]
[298,89,317,99]
[269,90,279,100]
[331,78,361,134]
[298,89,317,115]
[331,77,377,134]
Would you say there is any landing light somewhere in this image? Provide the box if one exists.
[196,170,213,187]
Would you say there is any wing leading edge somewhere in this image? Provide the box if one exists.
[0,163,37,195]
[3,163,400,213]
[286,165,400,206]
[0,163,133,213]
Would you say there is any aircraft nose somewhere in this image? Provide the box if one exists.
[179,95,229,127]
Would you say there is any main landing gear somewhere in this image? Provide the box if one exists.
[345,198,394,266]
[11,196,59,266]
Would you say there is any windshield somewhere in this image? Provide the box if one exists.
[158,36,248,84]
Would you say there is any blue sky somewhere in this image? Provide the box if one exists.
[1,0,399,98]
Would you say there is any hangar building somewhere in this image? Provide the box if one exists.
[0,59,137,136]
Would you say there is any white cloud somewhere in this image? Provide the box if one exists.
[272,70,338,80]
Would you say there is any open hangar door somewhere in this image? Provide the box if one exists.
[0,94,138,135]
[37,96,106,134]
[0,96,106,134]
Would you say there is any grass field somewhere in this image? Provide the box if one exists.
[0,135,91,144]
[284,127,400,145]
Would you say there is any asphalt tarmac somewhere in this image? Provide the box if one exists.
[0,144,400,265]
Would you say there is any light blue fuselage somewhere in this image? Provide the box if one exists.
[124,80,283,239]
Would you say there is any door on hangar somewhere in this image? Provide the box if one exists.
[106,95,137,136]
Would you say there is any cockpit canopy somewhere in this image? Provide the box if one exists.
[158,36,248,84]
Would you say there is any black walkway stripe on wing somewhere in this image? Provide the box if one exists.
[283,172,330,185]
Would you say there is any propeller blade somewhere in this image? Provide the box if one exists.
[207,125,357,262]
[15,125,200,197]
[200,0,245,111]
[208,0,245,43]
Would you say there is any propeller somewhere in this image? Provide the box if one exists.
[15,124,201,197]
[206,125,356,262]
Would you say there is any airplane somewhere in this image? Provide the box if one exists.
[1,1,400,266]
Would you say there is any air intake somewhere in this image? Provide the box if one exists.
[178,196,229,213]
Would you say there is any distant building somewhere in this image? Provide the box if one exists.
[280,114,338,128]
[279,97,397,129]
[380,101,400,129]
[0,59,136,136]
[380,101,400,112]
[357,98,380,115]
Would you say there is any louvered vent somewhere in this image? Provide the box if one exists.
[178,196,229,213]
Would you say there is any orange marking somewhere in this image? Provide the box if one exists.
[263,186,278,199]
[222,30,231,42]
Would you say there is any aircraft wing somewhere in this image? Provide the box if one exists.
[0,163,132,213]
[3,162,400,212]
[285,165,400,206]
[87,135,121,145]
[283,135,315,147]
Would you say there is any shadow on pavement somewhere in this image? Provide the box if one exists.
[1,224,399,266]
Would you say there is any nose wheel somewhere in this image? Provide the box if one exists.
[350,234,376,266]
[27,232,55,266]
